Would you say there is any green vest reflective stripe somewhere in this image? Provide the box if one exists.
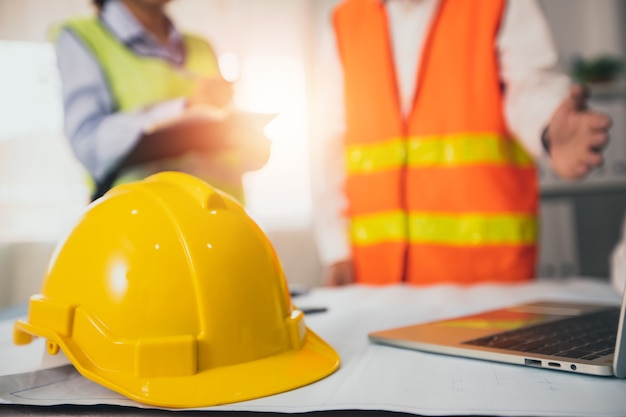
[351,211,537,246]
[346,133,532,174]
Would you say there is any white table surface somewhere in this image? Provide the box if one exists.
[1,277,625,416]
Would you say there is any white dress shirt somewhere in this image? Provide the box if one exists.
[310,0,571,267]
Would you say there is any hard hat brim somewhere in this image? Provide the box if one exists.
[16,320,340,408]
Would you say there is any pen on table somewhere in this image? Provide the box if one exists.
[300,306,328,315]
[289,284,310,298]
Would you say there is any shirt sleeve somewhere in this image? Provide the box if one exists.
[498,0,571,159]
[56,28,186,183]
[309,9,351,267]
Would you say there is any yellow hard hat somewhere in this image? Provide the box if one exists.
[13,172,340,408]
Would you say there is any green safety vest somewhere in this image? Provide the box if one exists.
[60,17,245,202]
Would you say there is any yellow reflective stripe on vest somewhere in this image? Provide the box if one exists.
[346,138,406,173]
[409,213,536,245]
[351,211,536,246]
[408,133,533,167]
[346,133,532,174]
[350,211,407,243]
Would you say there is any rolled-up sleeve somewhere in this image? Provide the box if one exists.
[499,0,571,159]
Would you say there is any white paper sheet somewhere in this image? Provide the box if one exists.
[1,278,625,416]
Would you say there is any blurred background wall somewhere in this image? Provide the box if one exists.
[0,0,625,309]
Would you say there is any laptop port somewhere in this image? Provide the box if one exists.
[524,359,542,367]
[547,362,561,368]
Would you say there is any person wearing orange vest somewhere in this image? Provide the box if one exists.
[311,0,612,286]
[55,0,270,202]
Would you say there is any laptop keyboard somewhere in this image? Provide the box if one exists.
[463,308,620,360]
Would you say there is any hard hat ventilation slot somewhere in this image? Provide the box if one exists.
[134,335,198,378]
[28,296,76,338]
[206,192,228,210]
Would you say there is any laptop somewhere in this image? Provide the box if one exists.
[369,287,626,378]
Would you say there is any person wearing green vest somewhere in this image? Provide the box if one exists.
[55,0,271,202]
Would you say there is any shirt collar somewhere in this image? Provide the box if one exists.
[100,0,182,47]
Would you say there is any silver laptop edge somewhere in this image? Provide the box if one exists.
[369,285,626,378]
[613,284,626,377]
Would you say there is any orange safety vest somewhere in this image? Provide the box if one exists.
[333,0,538,285]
